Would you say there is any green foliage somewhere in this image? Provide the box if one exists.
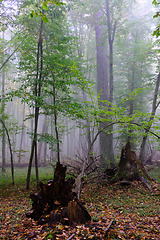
[152,0,160,37]
[152,0,160,6]
[84,85,160,149]
[37,133,62,151]
[8,0,93,154]
[29,0,65,23]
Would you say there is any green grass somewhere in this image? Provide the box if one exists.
[147,165,160,182]
[0,166,55,196]
[0,165,160,197]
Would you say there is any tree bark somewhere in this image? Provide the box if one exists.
[44,34,61,163]
[18,102,26,163]
[106,0,117,103]
[1,63,6,172]
[0,119,14,185]
[37,115,48,162]
[111,142,139,183]
[1,30,6,172]
[26,17,43,189]
[53,84,60,163]
[95,13,114,169]
[139,72,160,163]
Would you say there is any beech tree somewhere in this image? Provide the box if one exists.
[11,0,90,188]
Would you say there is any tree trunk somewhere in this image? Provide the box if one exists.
[0,119,14,185]
[26,17,43,189]
[44,35,60,163]
[1,31,6,172]
[95,15,114,169]
[139,72,160,162]
[50,114,55,161]
[2,67,6,172]
[37,115,48,162]
[18,102,26,163]
[106,0,117,103]
[53,88,60,163]
[111,142,139,182]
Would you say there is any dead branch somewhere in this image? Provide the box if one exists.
[67,233,75,240]
[104,219,114,237]
[138,175,153,192]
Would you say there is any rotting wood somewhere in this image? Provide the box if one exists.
[26,162,91,225]
[111,141,139,183]
[110,142,154,192]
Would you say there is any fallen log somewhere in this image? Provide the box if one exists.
[26,162,91,225]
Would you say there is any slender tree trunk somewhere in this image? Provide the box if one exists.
[139,72,160,162]
[1,31,6,172]
[18,102,26,163]
[50,115,54,161]
[26,107,40,189]
[53,85,60,163]
[0,119,14,185]
[35,135,39,188]
[37,115,48,162]
[2,65,6,172]
[44,34,60,163]
[128,62,136,142]
[43,141,47,162]
[26,18,43,189]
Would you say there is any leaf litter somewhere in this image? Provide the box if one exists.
[0,181,159,239]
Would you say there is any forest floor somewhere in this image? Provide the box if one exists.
[0,167,160,239]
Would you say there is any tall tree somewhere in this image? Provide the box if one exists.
[1,32,6,172]
[13,0,90,188]
[26,9,44,189]
[95,12,114,168]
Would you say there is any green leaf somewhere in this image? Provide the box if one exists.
[152,0,159,5]
[42,1,48,10]
[153,12,160,18]
[42,15,49,23]
[153,28,160,37]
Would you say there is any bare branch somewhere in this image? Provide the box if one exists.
[112,20,117,44]
[0,49,17,71]
[88,121,160,160]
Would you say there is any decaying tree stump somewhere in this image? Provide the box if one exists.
[26,162,91,225]
[111,142,139,183]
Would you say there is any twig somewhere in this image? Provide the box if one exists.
[67,233,75,240]
[138,175,153,192]
[104,219,114,237]
[78,156,87,200]
[0,48,17,71]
